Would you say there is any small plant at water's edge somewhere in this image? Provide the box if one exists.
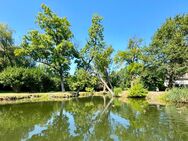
[114,87,123,97]
[85,87,94,95]
[128,78,148,98]
[165,88,188,103]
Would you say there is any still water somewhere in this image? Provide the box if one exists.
[0,97,187,141]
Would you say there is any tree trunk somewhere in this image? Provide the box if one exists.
[103,85,106,92]
[12,85,20,93]
[99,74,114,96]
[168,77,174,88]
[61,77,65,92]
[105,69,113,90]
[76,87,80,96]
[130,75,135,88]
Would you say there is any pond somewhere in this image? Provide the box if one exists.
[0,96,187,141]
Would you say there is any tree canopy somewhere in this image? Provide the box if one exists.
[15,4,78,92]
[79,15,114,95]
[148,14,188,88]
[115,37,144,87]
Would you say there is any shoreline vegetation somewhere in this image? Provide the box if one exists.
[0,91,178,105]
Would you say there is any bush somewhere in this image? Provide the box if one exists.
[165,88,188,103]
[0,67,25,92]
[85,87,94,95]
[0,67,59,92]
[128,78,148,98]
[114,87,123,97]
[68,69,97,92]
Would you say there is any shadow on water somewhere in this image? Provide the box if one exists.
[0,96,187,141]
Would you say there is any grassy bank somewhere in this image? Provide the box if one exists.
[1,90,187,105]
[0,91,107,104]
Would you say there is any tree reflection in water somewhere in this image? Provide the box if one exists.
[0,97,187,141]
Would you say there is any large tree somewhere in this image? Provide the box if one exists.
[15,4,78,92]
[79,15,114,95]
[114,37,144,87]
[148,14,188,88]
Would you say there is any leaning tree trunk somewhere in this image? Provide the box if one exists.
[103,85,106,93]
[98,74,114,97]
[105,69,113,90]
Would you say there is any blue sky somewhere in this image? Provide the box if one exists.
[0,0,188,52]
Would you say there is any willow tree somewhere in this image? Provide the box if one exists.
[80,15,114,95]
[15,4,78,92]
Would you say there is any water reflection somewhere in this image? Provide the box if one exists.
[0,97,187,141]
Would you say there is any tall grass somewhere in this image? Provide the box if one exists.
[165,88,188,103]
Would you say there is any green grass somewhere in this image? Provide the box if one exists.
[114,87,123,97]
[0,91,107,104]
[165,88,188,103]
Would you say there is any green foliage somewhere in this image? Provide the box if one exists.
[78,15,114,94]
[0,67,59,92]
[110,68,131,89]
[141,62,166,91]
[148,14,188,88]
[0,67,24,92]
[68,69,97,92]
[114,87,123,97]
[0,24,14,69]
[81,15,113,75]
[127,99,148,112]
[94,46,114,75]
[113,99,121,107]
[114,37,144,88]
[85,87,94,94]
[128,78,148,98]
[165,88,188,103]
[0,24,32,72]
[115,38,143,65]
[15,4,78,91]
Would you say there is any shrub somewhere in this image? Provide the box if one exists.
[0,67,58,92]
[68,69,97,92]
[114,87,123,97]
[22,68,56,92]
[0,67,25,92]
[128,78,148,98]
[165,88,188,103]
[85,87,94,95]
